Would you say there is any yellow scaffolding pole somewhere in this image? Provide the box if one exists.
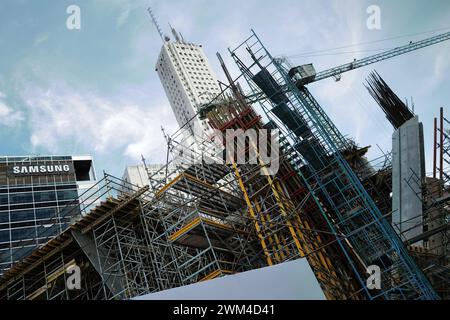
[232,163,273,266]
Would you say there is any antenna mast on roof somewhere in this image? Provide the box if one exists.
[169,23,181,42]
[147,7,168,42]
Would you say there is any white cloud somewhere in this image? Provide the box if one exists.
[433,48,450,83]
[0,92,25,127]
[22,83,177,162]
[34,33,49,46]
[117,8,131,28]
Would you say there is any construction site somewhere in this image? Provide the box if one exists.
[0,23,449,300]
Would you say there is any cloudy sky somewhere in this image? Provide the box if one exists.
[0,0,449,178]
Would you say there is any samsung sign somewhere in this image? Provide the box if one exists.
[8,163,75,176]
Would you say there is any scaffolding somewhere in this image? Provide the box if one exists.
[136,80,358,299]
[400,175,450,299]
[434,107,450,185]
[200,92,359,299]
[0,146,266,299]
[0,175,156,300]
[1,29,447,300]
[225,30,438,300]
[141,167,263,291]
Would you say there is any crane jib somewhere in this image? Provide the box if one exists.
[294,31,450,85]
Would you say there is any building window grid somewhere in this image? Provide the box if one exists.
[0,157,80,274]
[158,44,220,132]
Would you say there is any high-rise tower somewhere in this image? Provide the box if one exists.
[154,22,221,138]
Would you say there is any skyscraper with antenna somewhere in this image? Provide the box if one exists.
[148,8,222,138]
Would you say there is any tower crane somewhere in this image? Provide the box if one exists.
[265,29,450,151]
[287,30,450,86]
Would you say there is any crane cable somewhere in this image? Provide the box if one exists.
[286,26,450,58]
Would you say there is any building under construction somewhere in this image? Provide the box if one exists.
[0,29,449,300]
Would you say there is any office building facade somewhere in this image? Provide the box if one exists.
[0,155,96,275]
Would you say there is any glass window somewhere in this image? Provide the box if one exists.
[0,230,9,243]
[35,208,57,220]
[10,209,35,222]
[0,247,11,260]
[11,227,36,241]
[9,192,33,205]
[34,191,57,203]
[0,212,8,223]
[0,194,8,205]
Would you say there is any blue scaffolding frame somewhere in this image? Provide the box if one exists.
[228,30,439,300]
